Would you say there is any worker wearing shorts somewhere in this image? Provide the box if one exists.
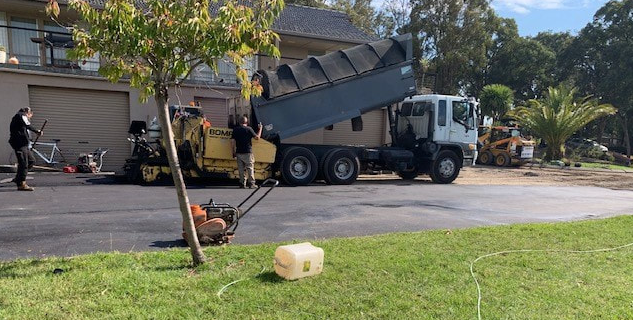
[231,116,262,188]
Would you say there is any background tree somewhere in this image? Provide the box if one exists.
[479,84,513,124]
[485,24,556,103]
[565,0,633,164]
[284,0,326,7]
[374,0,410,38]
[48,0,282,265]
[408,0,497,95]
[329,0,378,37]
[509,85,616,161]
[532,31,574,84]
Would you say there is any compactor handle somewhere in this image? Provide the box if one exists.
[231,178,279,232]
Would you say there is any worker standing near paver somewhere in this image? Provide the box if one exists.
[231,115,262,188]
[8,107,42,191]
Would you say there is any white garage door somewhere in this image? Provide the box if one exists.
[196,97,228,128]
[28,86,130,171]
[323,109,385,147]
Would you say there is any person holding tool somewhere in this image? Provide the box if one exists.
[230,115,262,188]
[8,107,43,191]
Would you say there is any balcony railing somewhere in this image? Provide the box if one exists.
[0,24,100,71]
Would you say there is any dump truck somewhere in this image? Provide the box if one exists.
[477,126,535,166]
[123,33,479,185]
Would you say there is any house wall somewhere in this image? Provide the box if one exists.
[0,68,241,168]
[0,2,383,168]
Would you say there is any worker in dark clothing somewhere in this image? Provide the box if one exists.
[9,107,42,191]
[230,116,262,188]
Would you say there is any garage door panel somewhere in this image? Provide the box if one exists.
[322,109,385,147]
[196,97,228,127]
[28,86,130,171]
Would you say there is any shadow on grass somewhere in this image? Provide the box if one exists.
[150,239,188,248]
[0,259,71,279]
[255,271,284,283]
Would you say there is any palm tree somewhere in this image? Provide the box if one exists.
[509,85,616,160]
[479,84,514,124]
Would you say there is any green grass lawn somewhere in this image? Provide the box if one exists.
[2,216,633,319]
[578,162,633,171]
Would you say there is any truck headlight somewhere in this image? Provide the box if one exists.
[468,144,476,150]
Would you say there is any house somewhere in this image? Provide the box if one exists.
[0,0,383,171]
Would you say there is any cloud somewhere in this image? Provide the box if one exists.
[494,0,593,14]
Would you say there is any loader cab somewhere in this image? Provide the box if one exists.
[398,95,477,146]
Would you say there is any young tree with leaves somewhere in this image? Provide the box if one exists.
[47,0,283,266]
[509,85,616,161]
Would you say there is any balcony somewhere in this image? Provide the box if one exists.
[0,24,257,86]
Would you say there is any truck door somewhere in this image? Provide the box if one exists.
[448,99,477,145]
[434,99,449,142]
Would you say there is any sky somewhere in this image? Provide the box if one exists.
[492,0,611,36]
[371,0,611,37]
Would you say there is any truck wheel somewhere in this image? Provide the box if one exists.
[280,147,318,186]
[495,153,511,167]
[322,149,360,185]
[478,151,493,165]
[430,150,460,184]
[397,169,418,180]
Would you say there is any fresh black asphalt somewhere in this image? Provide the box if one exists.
[1,172,633,261]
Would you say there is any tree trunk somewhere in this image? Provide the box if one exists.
[620,114,631,166]
[155,87,207,266]
[596,118,607,145]
[545,140,564,161]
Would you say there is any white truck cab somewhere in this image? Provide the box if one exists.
[398,94,478,168]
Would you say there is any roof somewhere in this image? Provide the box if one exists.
[29,0,375,43]
[271,4,375,43]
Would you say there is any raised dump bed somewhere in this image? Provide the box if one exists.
[251,33,416,141]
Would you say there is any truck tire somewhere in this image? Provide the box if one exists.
[478,150,493,165]
[430,150,460,184]
[495,153,511,167]
[322,149,360,185]
[280,147,318,186]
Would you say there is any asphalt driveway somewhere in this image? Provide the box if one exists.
[1,172,633,261]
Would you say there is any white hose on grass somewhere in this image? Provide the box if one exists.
[470,241,633,320]
[217,266,267,298]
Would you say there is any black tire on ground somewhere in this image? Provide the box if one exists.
[478,150,493,165]
[397,169,418,180]
[280,146,318,186]
[430,150,461,184]
[322,148,360,185]
[495,153,511,167]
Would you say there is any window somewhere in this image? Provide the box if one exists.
[192,63,213,82]
[192,56,257,84]
[0,12,8,53]
[438,100,447,126]
[412,101,432,116]
[43,21,71,67]
[9,17,39,66]
[400,102,413,116]
[452,100,474,127]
